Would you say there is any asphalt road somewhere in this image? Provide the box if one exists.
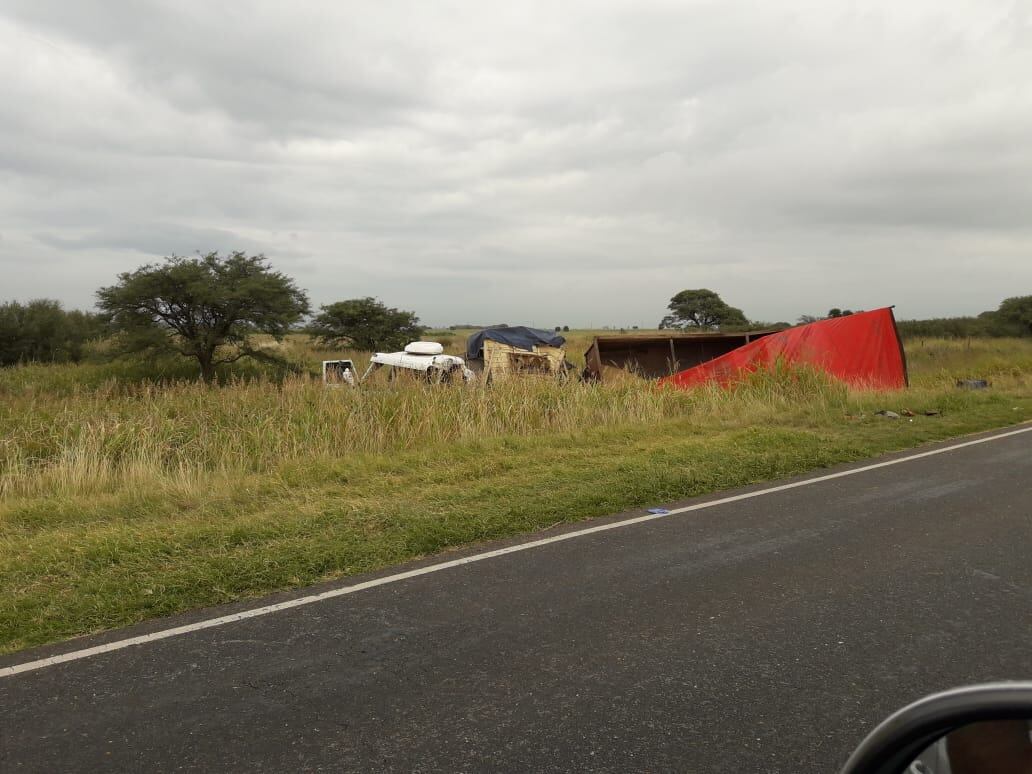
[2,426,1031,773]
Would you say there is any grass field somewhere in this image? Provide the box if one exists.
[1,334,1031,653]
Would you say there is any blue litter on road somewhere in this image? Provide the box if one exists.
[647,508,670,515]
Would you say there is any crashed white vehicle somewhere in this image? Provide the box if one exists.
[362,341,475,383]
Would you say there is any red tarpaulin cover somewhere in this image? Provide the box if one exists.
[659,307,908,390]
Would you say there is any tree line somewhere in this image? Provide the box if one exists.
[0,300,107,366]
[894,299,1032,338]
[659,289,1032,339]
[2,252,424,379]
[2,256,1030,379]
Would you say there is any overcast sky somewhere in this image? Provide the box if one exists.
[2,1,1030,327]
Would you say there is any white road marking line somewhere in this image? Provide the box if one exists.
[3,423,1030,679]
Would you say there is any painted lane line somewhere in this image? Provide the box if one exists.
[3,423,1030,679]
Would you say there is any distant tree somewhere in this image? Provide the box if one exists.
[96,252,310,383]
[797,314,821,325]
[739,320,791,332]
[973,309,1020,337]
[661,289,748,330]
[826,308,855,318]
[0,300,64,365]
[0,299,106,366]
[897,316,990,339]
[562,325,570,332]
[310,297,424,352]
[555,325,561,332]
[996,295,1032,335]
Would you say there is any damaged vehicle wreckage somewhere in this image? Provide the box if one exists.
[583,308,908,391]
[322,326,574,387]
[323,308,909,392]
[658,307,908,390]
[323,342,475,386]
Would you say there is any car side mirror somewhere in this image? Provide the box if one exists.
[841,683,1032,774]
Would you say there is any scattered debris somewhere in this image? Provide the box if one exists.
[875,410,901,419]
[956,379,990,389]
[924,409,941,416]
[647,508,671,515]
[900,408,915,417]
[322,359,357,386]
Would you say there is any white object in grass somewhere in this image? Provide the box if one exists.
[322,360,356,386]
[404,341,444,355]
[363,345,475,383]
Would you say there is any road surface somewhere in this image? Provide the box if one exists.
[2,425,1030,772]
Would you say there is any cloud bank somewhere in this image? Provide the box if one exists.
[2,0,1030,326]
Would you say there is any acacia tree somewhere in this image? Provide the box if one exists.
[659,289,748,330]
[310,297,423,351]
[96,252,310,382]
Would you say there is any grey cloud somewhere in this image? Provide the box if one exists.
[34,222,251,256]
[5,1,432,137]
[1,0,1030,326]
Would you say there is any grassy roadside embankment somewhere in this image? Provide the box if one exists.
[1,337,1030,654]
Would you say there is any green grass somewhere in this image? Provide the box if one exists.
[1,336,1030,653]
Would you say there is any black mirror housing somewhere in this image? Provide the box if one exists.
[841,683,1032,774]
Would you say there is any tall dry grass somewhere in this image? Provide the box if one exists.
[1,337,1029,500]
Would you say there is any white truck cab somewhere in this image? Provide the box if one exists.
[362,342,476,383]
[321,342,475,385]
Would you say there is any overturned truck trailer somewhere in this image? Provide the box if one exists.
[585,308,907,390]
[659,308,908,390]
[583,330,778,382]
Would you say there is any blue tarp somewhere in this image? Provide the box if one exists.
[465,326,566,361]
